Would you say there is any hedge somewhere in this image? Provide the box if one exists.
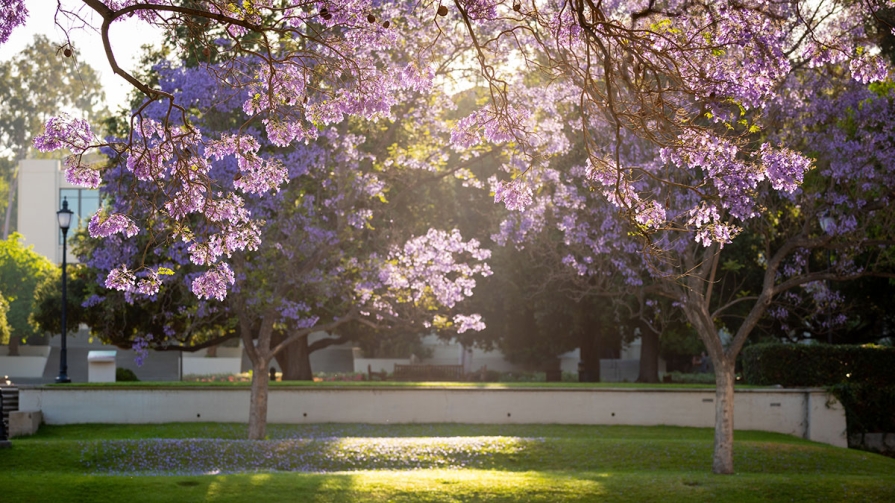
[741,343,895,388]
[830,383,895,435]
[742,343,895,436]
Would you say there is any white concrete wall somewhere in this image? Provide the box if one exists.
[807,392,848,447]
[182,347,243,375]
[18,386,848,448]
[184,347,244,359]
[182,358,242,376]
[0,346,50,378]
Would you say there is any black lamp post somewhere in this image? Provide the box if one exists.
[56,197,73,383]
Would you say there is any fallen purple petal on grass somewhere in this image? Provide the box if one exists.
[79,436,544,476]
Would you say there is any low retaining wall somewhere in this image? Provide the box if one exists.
[18,386,847,448]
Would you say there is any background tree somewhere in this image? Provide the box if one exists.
[0,292,11,345]
[0,233,55,354]
[465,238,632,379]
[830,277,895,344]
[0,34,106,236]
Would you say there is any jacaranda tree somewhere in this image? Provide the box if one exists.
[83,58,491,439]
[488,57,895,475]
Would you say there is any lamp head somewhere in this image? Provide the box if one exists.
[57,197,74,230]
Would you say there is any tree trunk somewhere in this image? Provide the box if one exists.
[712,356,736,474]
[3,166,18,239]
[578,327,600,382]
[248,357,270,440]
[273,333,313,381]
[680,278,738,476]
[637,325,660,383]
[8,332,19,356]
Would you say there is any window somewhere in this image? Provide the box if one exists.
[59,189,100,243]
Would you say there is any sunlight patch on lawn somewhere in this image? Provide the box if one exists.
[249,473,272,485]
[342,469,606,497]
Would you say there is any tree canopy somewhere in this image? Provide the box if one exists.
[0,232,55,349]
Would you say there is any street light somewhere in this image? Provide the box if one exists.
[56,197,73,383]
[819,215,834,345]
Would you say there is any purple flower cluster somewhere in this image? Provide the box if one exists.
[0,0,27,45]
[379,229,492,310]
[88,213,139,239]
[190,263,236,301]
[493,180,533,211]
[131,334,153,367]
[104,266,166,298]
[34,113,100,188]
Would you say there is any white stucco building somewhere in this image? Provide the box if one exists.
[16,159,99,264]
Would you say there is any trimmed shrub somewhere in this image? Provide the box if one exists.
[664,371,718,384]
[741,343,895,387]
[115,368,140,382]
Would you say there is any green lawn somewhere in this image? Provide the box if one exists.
[3,423,894,502]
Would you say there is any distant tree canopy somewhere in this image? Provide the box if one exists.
[0,34,106,237]
[29,263,91,339]
[0,233,55,350]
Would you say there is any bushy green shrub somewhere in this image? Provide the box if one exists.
[313,372,367,382]
[115,368,140,382]
[741,343,895,387]
[664,371,718,384]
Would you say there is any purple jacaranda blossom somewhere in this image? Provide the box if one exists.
[105,265,136,291]
[63,156,103,189]
[0,0,27,45]
[190,262,235,301]
[89,213,139,239]
[493,180,533,212]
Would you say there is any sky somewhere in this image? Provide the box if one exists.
[0,0,164,112]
